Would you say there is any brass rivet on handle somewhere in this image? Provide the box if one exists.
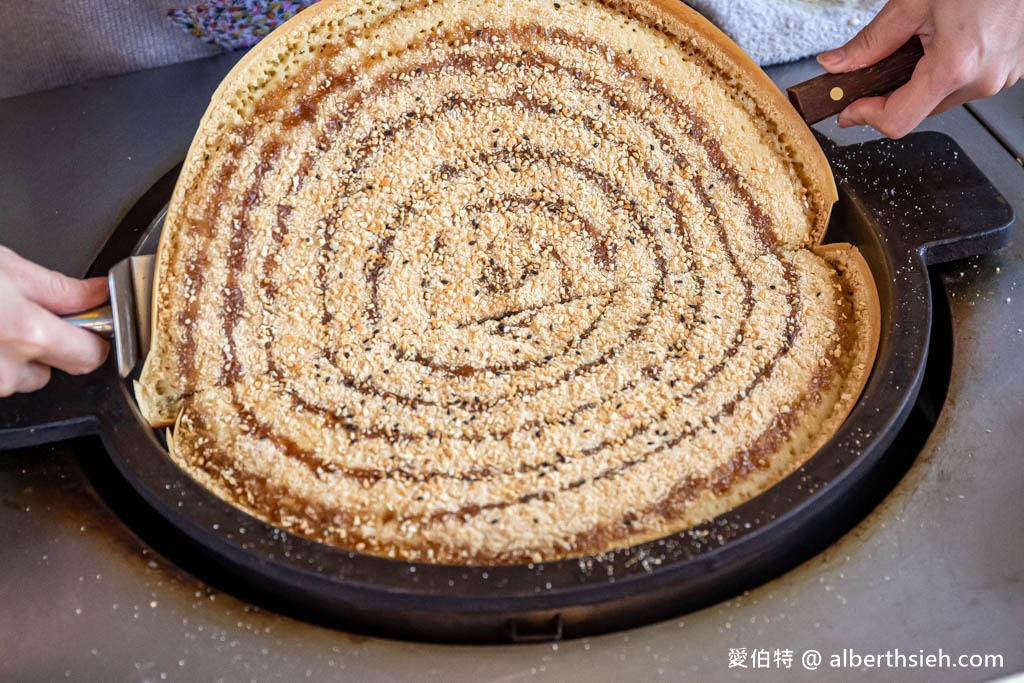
[829,86,845,102]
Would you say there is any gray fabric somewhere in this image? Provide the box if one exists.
[684,0,885,65]
[0,0,220,100]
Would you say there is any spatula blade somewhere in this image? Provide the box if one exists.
[107,254,154,377]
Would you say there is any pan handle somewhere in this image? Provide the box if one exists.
[829,132,1015,264]
[0,360,108,450]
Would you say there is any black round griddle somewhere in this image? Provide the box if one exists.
[0,132,1013,643]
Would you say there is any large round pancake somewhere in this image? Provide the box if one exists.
[138,0,877,564]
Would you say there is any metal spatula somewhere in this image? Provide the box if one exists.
[62,254,155,378]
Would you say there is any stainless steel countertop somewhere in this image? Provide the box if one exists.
[1,53,1021,683]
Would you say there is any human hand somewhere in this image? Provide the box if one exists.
[817,0,1024,138]
[0,246,109,397]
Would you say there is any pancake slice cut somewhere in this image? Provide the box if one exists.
[138,0,878,564]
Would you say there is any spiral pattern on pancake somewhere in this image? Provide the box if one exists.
[141,0,876,563]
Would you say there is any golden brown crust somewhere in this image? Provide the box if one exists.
[813,242,881,403]
[138,0,870,564]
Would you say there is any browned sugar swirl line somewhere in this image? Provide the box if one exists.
[247,171,780,516]
[417,259,796,527]
[188,245,851,565]
[175,138,247,378]
[561,345,839,564]
[221,140,283,385]
[564,271,862,560]
[293,151,676,417]
[186,258,838,561]
[258,204,292,380]
[213,175,782,491]
[276,23,781,250]
[206,99,776,486]
[363,159,665,369]
[242,6,800,231]
[217,247,784,487]
[184,18,811,544]
[295,86,753,389]
[178,24,780,389]
[217,129,767,466]
[270,144,682,413]
[177,410,355,547]
[282,133,752,432]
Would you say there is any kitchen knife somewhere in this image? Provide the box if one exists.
[62,254,154,378]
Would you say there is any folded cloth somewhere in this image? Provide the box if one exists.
[168,1,319,50]
[683,0,885,65]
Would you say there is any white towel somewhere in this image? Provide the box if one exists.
[685,0,885,66]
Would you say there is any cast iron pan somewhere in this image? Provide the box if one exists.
[0,132,1013,643]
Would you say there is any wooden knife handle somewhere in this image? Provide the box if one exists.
[787,37,925,124]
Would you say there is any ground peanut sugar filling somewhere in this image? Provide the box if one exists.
[139,0,878,564]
